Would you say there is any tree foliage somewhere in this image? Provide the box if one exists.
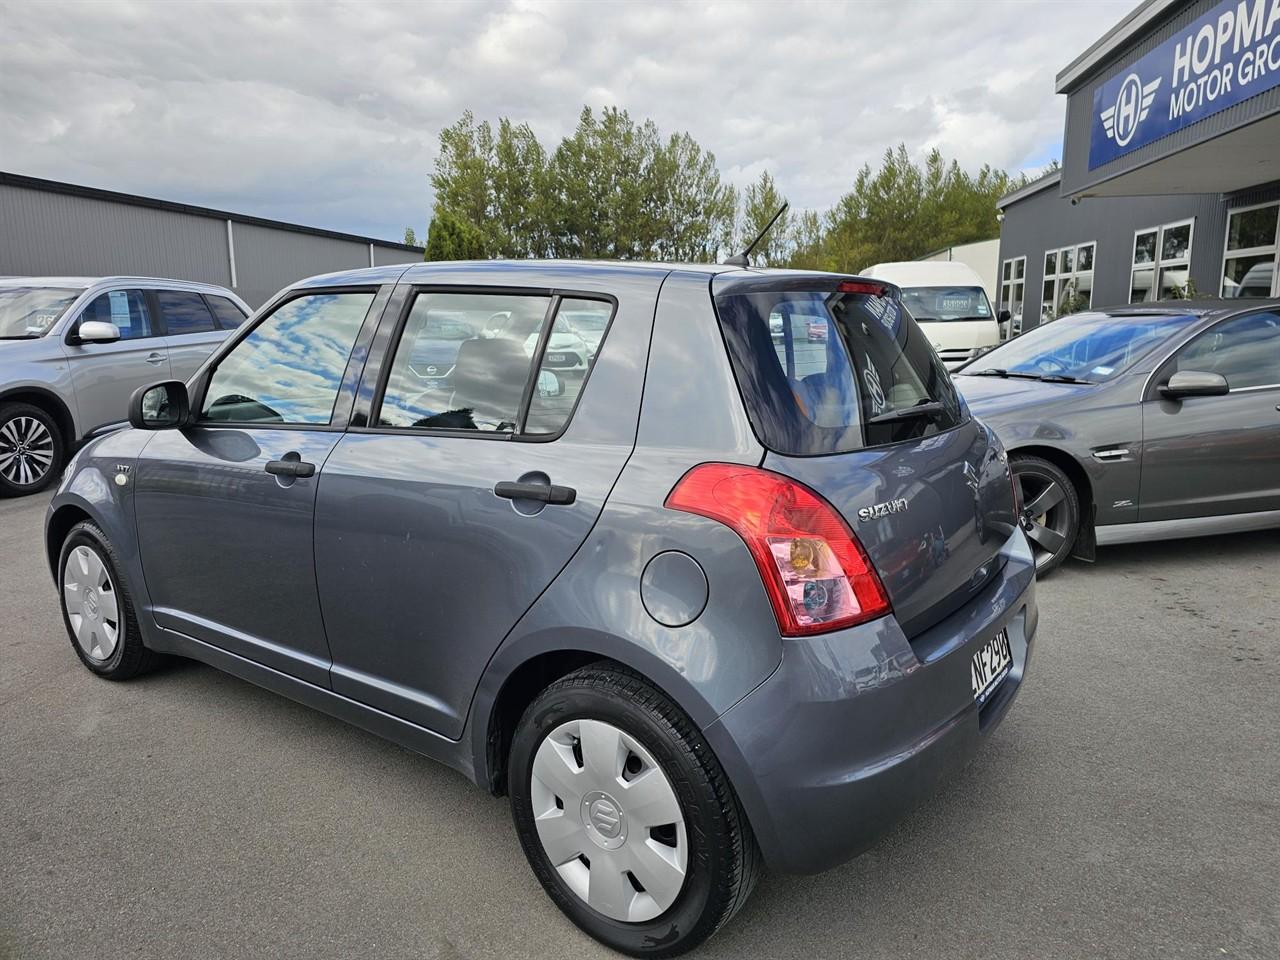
[424,107,1025,270]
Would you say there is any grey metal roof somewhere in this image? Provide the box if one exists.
[0,171,425,253]
[997,170,1062,209]
[1055,0,1183,93]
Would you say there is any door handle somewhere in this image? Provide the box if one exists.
[494,480,576,505]
[145,352,166,365]
[265,458,316,479]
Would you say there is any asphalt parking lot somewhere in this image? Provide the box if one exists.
[2,491,1278,960]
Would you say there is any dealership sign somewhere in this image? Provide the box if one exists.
[1089,0,1280,168]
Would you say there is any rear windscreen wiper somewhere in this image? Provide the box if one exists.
[866,401,946,425]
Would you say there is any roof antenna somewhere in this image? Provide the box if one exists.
[724,202,789,268]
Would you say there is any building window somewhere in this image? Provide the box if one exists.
[999,256,1026,335]
[1221,202,1279,299]
[1041,242,1095,322]
[1131,220,1193,303]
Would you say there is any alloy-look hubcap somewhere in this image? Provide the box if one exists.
[0,416,54,486]
[530,718,688,923]
[63,545,121,662]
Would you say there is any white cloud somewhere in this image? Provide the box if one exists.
[0,0,1134,241]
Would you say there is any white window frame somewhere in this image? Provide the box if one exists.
[1220,201,1280,299]
[1130,218,1195,304]
[1041,242,1096,322]
[999,256,1026,336]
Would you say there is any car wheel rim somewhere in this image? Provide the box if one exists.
[529,718,688,923]
[63,545,121,662]
[1014,470,1072,571]
[0,416,54,486]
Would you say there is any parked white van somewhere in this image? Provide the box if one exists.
[861,261,1003,369]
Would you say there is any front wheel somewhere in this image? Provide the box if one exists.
[508,664,758,957]
[0,401,64,497]
[58,521,160,679]
[1011,454,1080,576]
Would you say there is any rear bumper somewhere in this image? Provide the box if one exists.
[704,527,1037,875]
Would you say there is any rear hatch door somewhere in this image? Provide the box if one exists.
[713,274,1018,636]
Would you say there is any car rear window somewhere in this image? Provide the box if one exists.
[714,277,965,455]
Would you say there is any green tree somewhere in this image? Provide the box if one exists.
[403,227,418,247]
[651,132,737,262]
[423,209,487,261]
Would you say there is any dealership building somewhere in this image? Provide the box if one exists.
[0,172,424,308]
[996,0,1280,332]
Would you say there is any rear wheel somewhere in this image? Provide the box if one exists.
[0,402,64,497]
[1011,454,1080,576]
[509,664,758,957]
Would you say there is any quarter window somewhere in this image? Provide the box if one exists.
[79,289,153,340]
[1173,311,1280,390]
[1221,203,1279,299]
[205,294,249,329]
[999,257,1026,335]
[201,291,375,424]
[156,290,217,335]
[525,298,612,435]
[1131,220,1193,303]
[1041,242,1095,322]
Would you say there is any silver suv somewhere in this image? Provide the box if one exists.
[0,276,250,496]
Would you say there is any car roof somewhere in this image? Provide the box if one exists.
[0,275,238,293]
[289,259,869,292]
[1093,298,1280,319]
[859,261,984,286]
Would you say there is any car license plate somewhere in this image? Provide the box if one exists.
[548,353,567,363]
[971,628,1012,705]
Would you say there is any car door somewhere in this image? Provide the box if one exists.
[133,286,388,686]
[64,288,170,432]
[152,289,230,381]
[314,286,646,738]
[1140,309,1280,521]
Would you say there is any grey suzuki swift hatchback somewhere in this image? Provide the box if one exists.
[47,261,1037,956]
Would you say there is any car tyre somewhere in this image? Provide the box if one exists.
[1010,454,1080,577]
[0,401,65,497]
[508,663,759,957]
[58,521,160,680]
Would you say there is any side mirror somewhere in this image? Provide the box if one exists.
[129,380,191,430]
[998,309,1011,324]
[75,320,121,344]
[1159,370,1229,399]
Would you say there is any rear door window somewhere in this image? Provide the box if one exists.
[714,279,964,454]
[156,291,217,335]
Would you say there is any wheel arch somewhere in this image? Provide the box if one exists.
[0,386,77,446]
[470,630,725,798]
[46,503,94,579]
[1007,443,1096,560]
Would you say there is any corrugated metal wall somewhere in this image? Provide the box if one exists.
[997,184,1232,326]
[0,184,232,287]
[1061,0,1280,196]
[0,179,423,307]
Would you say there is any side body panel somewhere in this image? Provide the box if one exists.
[960,374,1145,526]
[313,269,661,739]
[467,269,781,780]
[1139,386,1280,521]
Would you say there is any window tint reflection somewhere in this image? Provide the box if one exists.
[202,292,373,424]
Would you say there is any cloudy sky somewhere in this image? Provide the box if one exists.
[1,0,1135,243]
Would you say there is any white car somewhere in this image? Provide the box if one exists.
[860,261,1001,369]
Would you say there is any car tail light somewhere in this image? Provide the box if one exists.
[665,463,891,636]
[837,280,888,297]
